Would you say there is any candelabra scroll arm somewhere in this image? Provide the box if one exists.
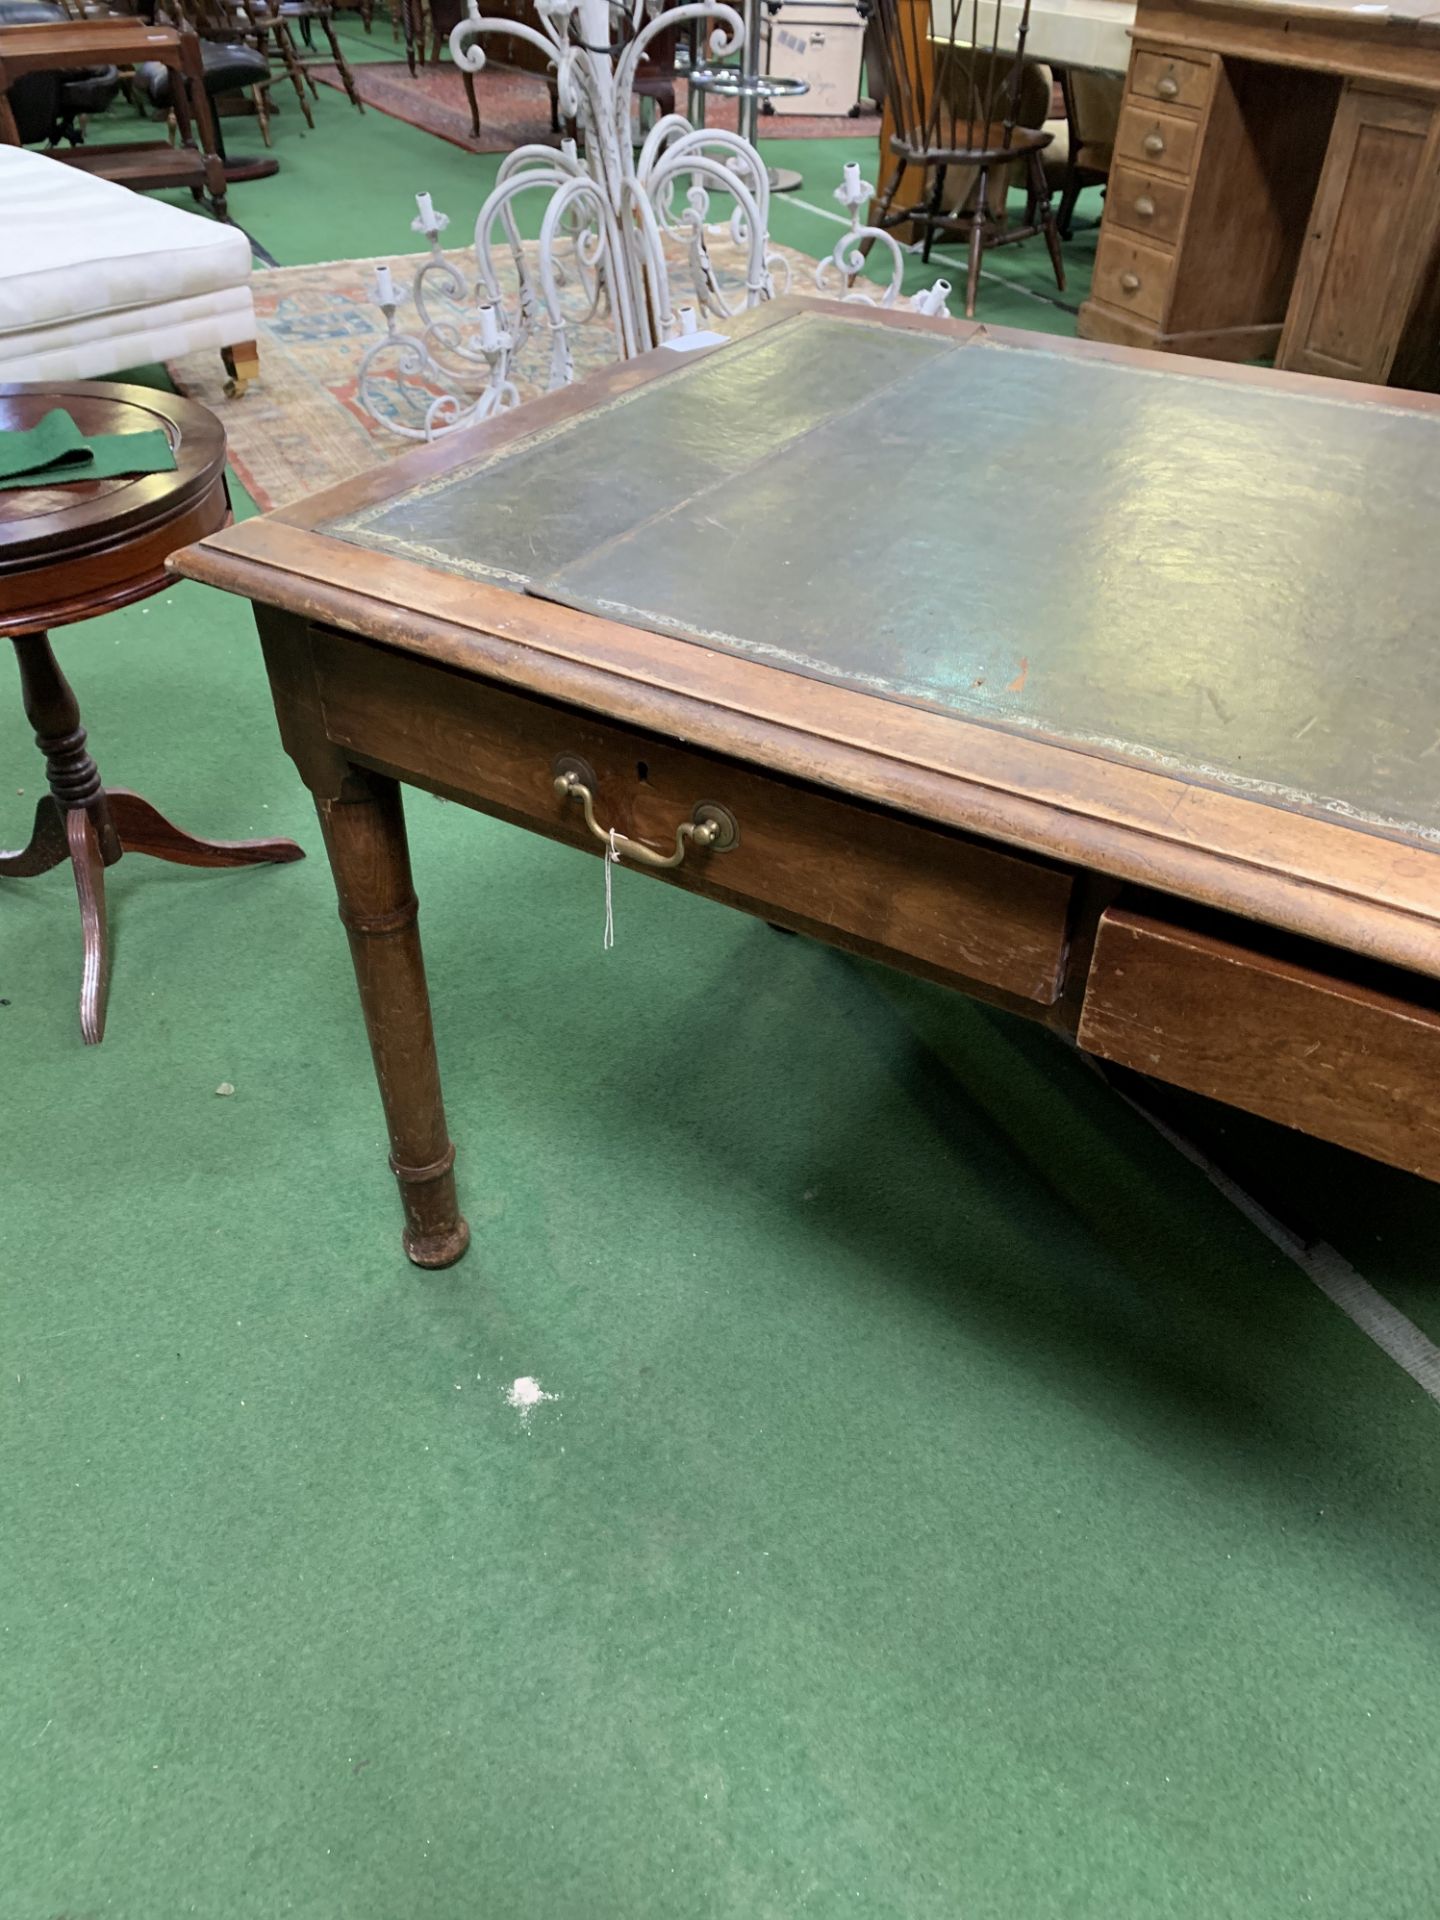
[497,140,587,184]
[635,110,701,181]
[448,5,563,74]
[620,175,680,344]
[470,167,572,348]
[535,172,634,367]
[647,151,771,314]
[616,0,742,99]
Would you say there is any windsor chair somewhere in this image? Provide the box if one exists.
[868,0,1064,317]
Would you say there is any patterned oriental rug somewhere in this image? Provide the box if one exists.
[311,58,877,154]
[167,240,821,510]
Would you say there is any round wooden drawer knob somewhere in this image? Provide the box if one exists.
[1143,132,1166,157]
[1134,195,1156,219]
[1120,272,1142,294]
[1157,72,1179,98]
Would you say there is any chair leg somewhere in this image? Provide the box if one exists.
[1057,161,1080,240]
[272,23,315,126]
[871,156,903,221]
[321,12,364,109]
[1031,151,1066,293]
[252,81,271,145]
[849,158,905,271]
[920,163,947,265]
[283,18,321,99]
[965,166,989,319]
[464,66,479,140]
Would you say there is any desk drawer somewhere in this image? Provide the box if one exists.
[1078,908,1440,1182]
[1129,49,1212,113]
[1107,164,1188,248]
[1092,232,1174,325]
[1115,104,1200,179]
[310,630,1076,1006]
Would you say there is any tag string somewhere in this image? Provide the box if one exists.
[602,827,619,950]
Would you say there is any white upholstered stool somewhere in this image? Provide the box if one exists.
[0,146,259,395]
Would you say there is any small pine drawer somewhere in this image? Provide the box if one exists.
[1114,104,1201,179]
[1106,165,1189,248]
[1129,49,1213,113]
[1091,232,1175,325]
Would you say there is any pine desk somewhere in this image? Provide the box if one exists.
[1076,0,1440,389]
[174,302,1440,1267]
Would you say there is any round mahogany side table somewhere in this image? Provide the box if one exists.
[0,381,304,1044]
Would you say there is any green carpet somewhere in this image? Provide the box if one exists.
[4,66,1440,1920]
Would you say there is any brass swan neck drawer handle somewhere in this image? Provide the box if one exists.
[553,757,739,869]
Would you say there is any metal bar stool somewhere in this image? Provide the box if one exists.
[689,0,808,191]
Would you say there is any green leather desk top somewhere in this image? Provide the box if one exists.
[325,310,1440,848]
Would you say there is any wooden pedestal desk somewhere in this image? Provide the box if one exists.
[173,303,1440,1267]
[1076,0,1440,388]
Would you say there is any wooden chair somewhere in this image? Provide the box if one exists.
[260,0,364,113]
[1047,64,1122,238]
[144,0,280,149]
[868,0,1063,317]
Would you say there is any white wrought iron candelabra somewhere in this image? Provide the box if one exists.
[357,1,949,440]
[819,160,952,318]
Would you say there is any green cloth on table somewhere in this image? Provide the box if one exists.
[0,409,177,490]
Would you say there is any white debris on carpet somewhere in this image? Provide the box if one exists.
[503,1376,558,1426]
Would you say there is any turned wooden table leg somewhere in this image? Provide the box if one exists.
[8,631,121,1040]
[316,769,469,1269]
[12,631,121,860]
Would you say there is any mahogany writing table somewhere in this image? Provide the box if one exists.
[173,300,1440,1267]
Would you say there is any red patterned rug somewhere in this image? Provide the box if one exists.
[312,58,877,154]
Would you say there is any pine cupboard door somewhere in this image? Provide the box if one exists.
[1278,83,1440,385]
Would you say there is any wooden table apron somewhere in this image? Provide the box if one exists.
[171,301,1440,1268]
